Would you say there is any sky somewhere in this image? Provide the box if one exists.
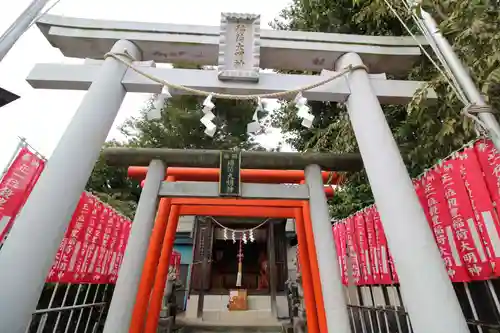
[0,0,292,170]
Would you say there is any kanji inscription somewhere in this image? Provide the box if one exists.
[219,151,241,197]
[218,13,261,82]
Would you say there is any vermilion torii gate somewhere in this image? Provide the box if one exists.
[125,166,341,333]
[101,149,359,333]
[0,11,470,333]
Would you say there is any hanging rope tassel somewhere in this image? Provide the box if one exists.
[236,236,244,288]
[247,97,265,134]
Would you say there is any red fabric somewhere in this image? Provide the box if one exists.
[46,194,87,282]
[108,216,126,284]
[338,223,349,285]
[440,159,493,280]
[475,139,500,213]
[460,147,500,277]
[332,224,343,284]
[345,216,361,285]
[335,138,500,284]
[91,205,113,283]
[0,147,45,242]
[72,195,99,283]
[373,208,393,284]
[80,201,104,283]
[364,207,381,284]
[419,169,470,282]
[109,218,132,283]
[354,212,374,285]
[170,251,182,278]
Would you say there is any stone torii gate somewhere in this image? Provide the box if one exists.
[0,12,469,333]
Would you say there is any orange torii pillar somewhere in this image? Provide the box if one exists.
[293,206,320,333]
[129,176,175,333]
[144,204,181,332]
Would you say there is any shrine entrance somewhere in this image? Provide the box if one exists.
[120,162,342,332]
[189,217,289,317]
[206,221,273,294]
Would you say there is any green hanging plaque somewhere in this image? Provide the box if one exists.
[219,151,242,197]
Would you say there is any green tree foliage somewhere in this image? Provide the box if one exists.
[86,93,263,218]
[271,0,500,217]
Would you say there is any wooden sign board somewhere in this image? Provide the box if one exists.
[219,151,242,197]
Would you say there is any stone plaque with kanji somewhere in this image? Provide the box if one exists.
[218,13,261,82]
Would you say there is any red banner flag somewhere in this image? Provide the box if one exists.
[332,224,343,284]
[387,249,399,283]
[108,215,124,284]
[100,210,118,283]
[45,192,131,284]
[345,216,361,285]
[460,147,500,277]
[338,222,349,285]
[364,207,381,284]
[354,212,374,285]
[72,195,98,283]
[60,193,94,283]
[440,159,492,280]
[80,200,104,283]
[170,251,182,278]
[105,213,123,284]
[0,147,45,242]
[333,224,348,285]
[475,139,500,213]
[419,169,470,282]
[109,217,132,283]
[91,205,113,283]
[46,193,86,283]
[373,208,392,284]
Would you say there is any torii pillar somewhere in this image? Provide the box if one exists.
[0,39,141,333]
[336,52,469,333]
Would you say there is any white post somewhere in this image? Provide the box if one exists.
[0,39,141,333]
[0,0,52,62]
[305,164,352,333]
[335,52,469,333]
[103,159,165,333]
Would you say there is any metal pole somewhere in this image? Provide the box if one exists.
[103,159,165,333]
[335,52,469,333]
[0,0,52,62]
[304,164,351,333]
[418,9,500,149]
[0,39,141,333]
